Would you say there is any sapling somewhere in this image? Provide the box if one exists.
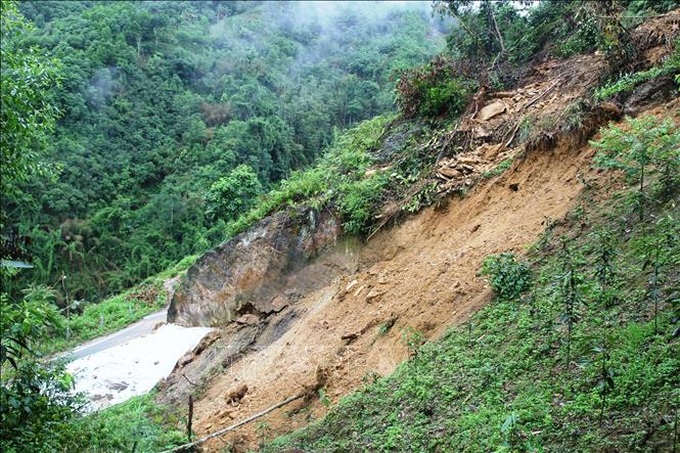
[592,116,679,223]
[634,215,679,334]
[592,342,615,427]
[558,243,584,369]
[645,236,665,335]
[592,229,618,307]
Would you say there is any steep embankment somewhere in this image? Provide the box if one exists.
[189,141,591,452]
[157,12,679,451]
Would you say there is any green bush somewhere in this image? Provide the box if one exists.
[480,252,532,301]
[594,39,679,100]
[205,164,263,224]
[337,173,389,236]
[396,56,476,119]
[419,77,476,119]
[592,115,680,221]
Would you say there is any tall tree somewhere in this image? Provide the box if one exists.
[0,0,61,200]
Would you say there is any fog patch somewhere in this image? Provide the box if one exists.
[283,1,433,27]
[85,66,119,108]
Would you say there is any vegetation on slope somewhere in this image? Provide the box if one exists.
[2,0,679,451]
[263,114,680,452]
[2,0,445,302]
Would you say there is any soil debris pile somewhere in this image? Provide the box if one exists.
[157,11,679,451]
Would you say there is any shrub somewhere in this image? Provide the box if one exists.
[480,252,532,300]
[396,56,476,119]
[205,164,263,223]
[592,115,680,221]
[336,173,389,236]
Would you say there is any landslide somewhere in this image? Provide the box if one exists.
[156,11,679,452]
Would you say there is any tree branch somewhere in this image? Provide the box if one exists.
[160,393,305,453]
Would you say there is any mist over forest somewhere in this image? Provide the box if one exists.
[3,0,446,302]
[3,1,679,451]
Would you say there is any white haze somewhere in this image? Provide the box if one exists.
[255,0,446,69]
[287,1,434,26]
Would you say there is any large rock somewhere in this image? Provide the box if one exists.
[478,100,507,121]
[168,207,360,327]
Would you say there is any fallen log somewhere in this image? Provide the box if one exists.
[161,393,306,453]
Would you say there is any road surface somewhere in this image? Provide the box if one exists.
[62,310,167,361]
[63,310,213,411]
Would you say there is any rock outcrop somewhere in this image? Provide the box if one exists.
[168,206,359,327]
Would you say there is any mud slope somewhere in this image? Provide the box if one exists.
[185,141,595,451]
[158,12,680,450]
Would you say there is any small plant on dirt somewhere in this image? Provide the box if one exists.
[401,326,425,357]
[483,158,512,179]
[480,252,532,301]
[377,318,396,337]
[318,387,331,409]
[256,421,272,448]
[361,370,381,387]
[530,216,557,255]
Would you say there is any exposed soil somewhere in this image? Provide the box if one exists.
[156,12,680,451]
[179,143,597,452]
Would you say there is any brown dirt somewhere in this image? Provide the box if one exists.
[163,14,680,450]
[188,137,597,451]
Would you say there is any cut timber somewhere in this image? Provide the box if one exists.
[437,166,463,179]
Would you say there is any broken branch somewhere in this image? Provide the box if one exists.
[160,393,305,453]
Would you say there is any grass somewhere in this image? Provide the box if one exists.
[223,112,440,240]
[224,114,395,240]
[61,392,187,453]
[483,158,513,178]
[40,255,197,356]
[262,170,680,451]
[594,45,679,101]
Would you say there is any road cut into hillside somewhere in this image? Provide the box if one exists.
[66,319,212,412]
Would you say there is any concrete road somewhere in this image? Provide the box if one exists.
[61,310,167,361]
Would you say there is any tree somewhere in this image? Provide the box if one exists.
[205,164,263,224]
[0,5,83,450]
[592,116,680,222]
[0,284,82,452]
[0,1,61,199]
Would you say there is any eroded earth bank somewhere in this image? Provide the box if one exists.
[157,13,679,452]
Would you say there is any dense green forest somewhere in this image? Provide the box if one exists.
[2,0,445,302]
[1,0,679,451]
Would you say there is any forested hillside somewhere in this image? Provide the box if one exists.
[1,1,679,452]
[3,0,445,301]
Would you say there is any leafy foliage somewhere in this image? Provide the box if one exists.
[205,164,263,224]
[0,284,83,452]
[396,56,476,119]
[595,41,680,100]
[592,115,680,221]
[260,119,680,453]
[480,252,532,301]
[0,1,62,199]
